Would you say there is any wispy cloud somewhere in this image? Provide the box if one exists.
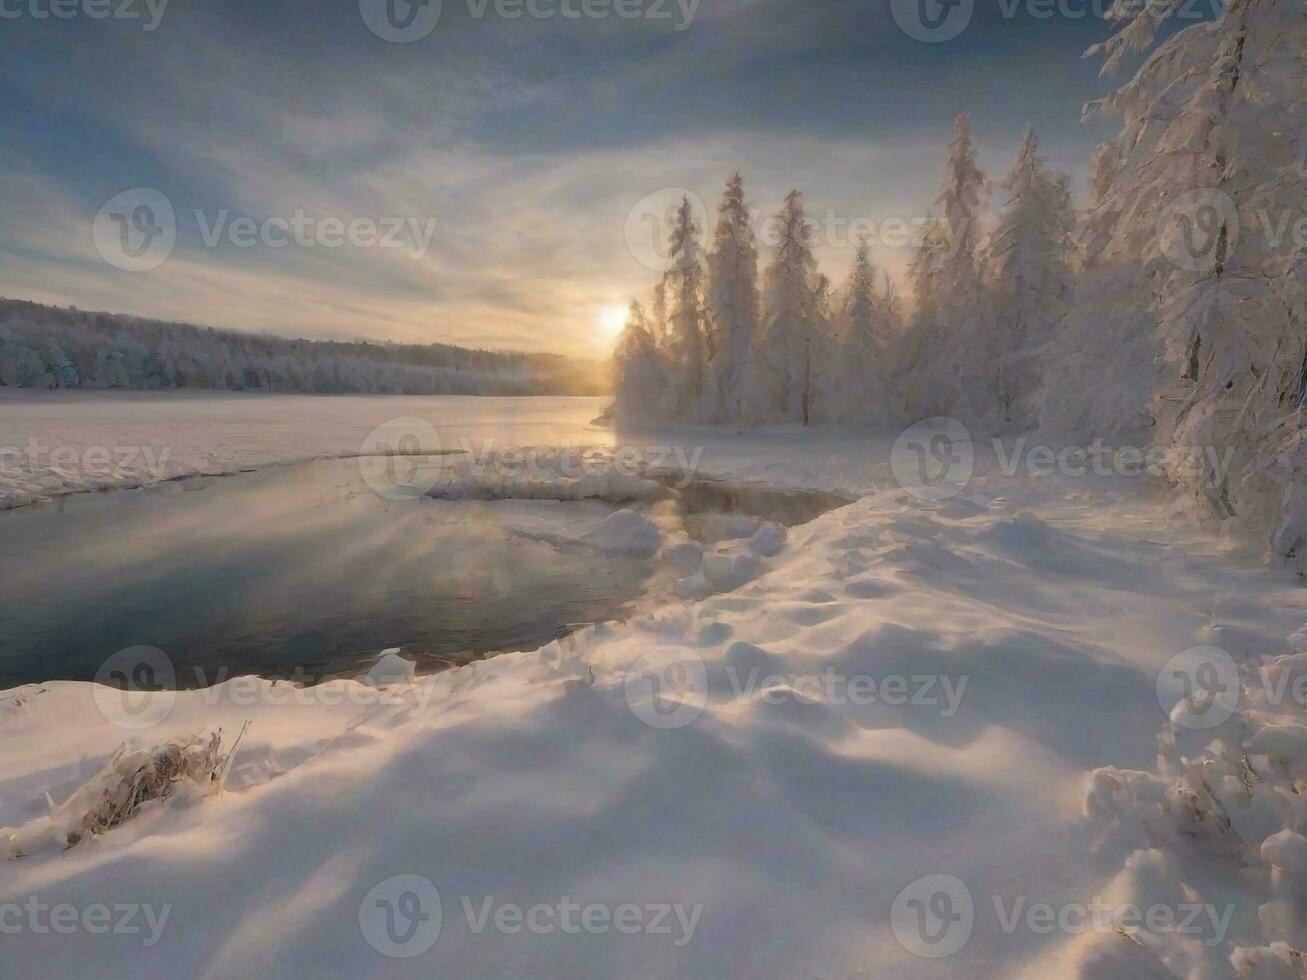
[0,0,1118,355]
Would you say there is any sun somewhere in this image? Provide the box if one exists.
[598,305,628,341]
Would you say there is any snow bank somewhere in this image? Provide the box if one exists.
[6,433,1307,978]
[1079,637,1307,977]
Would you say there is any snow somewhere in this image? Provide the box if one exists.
[5,393,1307,977]
[580,509,663,558]
[361,650,418,688]
[0,389,613,509]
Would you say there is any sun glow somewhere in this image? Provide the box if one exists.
[598,305,628,340]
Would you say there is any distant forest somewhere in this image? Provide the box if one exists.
[0,298,608,396]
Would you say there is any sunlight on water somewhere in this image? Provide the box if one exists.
[0,459,651,688]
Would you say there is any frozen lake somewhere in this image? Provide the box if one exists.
[0,393,645,687]
[0,457,655,688]
[0,390,614,507]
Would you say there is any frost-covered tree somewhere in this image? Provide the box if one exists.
[985,124,1075,426]
[748,191,829,425]
[0,298,604,395]
[900,113,993,420]
[1051,0,1307,566]
[704,173,760,422]
[936,113,989,300]
[612,300,666,424]
[650,282,669,350]
[823,240,891,424]
[662,197,708,420]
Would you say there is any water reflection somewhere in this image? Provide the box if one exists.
[0,460,652,688]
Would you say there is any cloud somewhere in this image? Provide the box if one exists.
[0,0,1120,355]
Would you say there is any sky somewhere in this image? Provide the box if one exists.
[0,0,1155,358]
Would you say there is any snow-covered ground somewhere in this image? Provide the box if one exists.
[4,392,1307,978]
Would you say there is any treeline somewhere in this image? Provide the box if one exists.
[614,116,1072,429]
[616,0,1307,572]
[0,298,608,396]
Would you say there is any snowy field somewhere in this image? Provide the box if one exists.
[4,392,1307,978]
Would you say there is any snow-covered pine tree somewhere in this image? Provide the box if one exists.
[900,113,993,420]
[662,197,708,421]
[986,123,1076,427]
[748,191,828,425]
[894,216,947,415]
[825,239,890,424]
[612,300,666,425]
[650,282,669,350]
[704,172,760,422]
[1059,0,1307,566]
